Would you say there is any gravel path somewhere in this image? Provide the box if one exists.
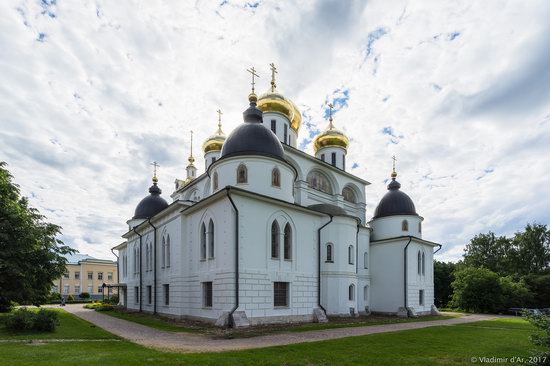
[63,305,498,353]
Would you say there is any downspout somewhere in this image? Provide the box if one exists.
[433,244,443,255]
[317,215,333,315]
[110,248,119,284]
[356,225,360,274]
[225,187,239,328]
[147,219,157,315]
[132,227,143,312]
[403,236,413,312]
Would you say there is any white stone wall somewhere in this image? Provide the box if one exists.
[315,146,347,171]
[260,111,297,148]
[369,215,423,241]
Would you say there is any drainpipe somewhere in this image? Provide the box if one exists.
[317,216,333,315]
[225,187,239,328]
[433,244,443,255]
[356,225,360,274]
[132,227,143,312]
[403,236,413,312]
[147,218,158,315]
[111,248,119,303]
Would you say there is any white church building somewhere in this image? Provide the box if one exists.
[113,67,441,327]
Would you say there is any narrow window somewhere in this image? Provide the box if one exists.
[212,157,216,164]
[274,282,289,307]
[201,223,207,260]
[331,152,336,166]
[203,282,213,307]
[417,251,422,275]
[63,285,69,294]
[74,271,80,280]
[145,244,150,271]
[75,285,80,295]
[166,235,171,267]
[364,252,368,269]
[348,284,355,301]
[284,223,292,260]
[237,164,247,184]
[162,237,166,267]
[88,271,93,280]
[164,284,170,305]
[134,287,139,304]
[419,221,422,233]
[402,220,409,231]
[272,168,281,187]
[364,285,368,302]
[271,221,280,259]
[63,272,69,279]
[87,285,92,294]
[213,172,218,190]
[208,220,215,259]
[419,289,424,305]
[326,243,333,262]
[147,286,152,304]
[348,245,354,265]
[343,155,346,170]
[98,286,103,293]
[108,272,113,281]
[422,252,425,275]
[321,153,325,162]
[271,119,276,134]
[283,124,288,144]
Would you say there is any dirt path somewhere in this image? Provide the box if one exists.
[63,305,497,353]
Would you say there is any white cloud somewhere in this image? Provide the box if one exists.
[1,0,549,261]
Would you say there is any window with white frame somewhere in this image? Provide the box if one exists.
[326,243,333,262]
[419,289,424,305]
[202,282,212,307]
[364,285,368,302]
[273,282,289,307]
[161,237,166,268]
[306,171,333,194]
[208,220,214,259]
[134,286,139,303]
[164,284,170,305]
[422,251,425,275]
[147,286,152,305]
[283,223,292,260]
[237,164,247,184]
[200,223,207,260]
[74,285,80,295]
[271,221,280,259]
[417,251,422,275]
[402,220,409,231]
[348,284,355,301]
[348,245,354,265]
[364,252,368,269]
[74,271,80,280]
[272,168,281,187]
[166,235,171,267]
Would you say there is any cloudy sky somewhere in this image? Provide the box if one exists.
[1,0,549,262]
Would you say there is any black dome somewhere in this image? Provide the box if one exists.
[133,181,169,219]
[309,204,348,216]
[220,98,285,161]
[373,178,418,219]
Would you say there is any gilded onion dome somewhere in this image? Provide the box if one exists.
[202,111,226,154]
[256,63,302,132]
[313,104,349,153]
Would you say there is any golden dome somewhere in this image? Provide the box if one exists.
[313,115,349,154]
[202,112,226,154]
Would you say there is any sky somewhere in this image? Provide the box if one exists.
[1,0,549,262]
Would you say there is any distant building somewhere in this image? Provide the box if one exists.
[53,253,118,300]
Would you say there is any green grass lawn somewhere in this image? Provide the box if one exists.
[0,313,540,365]
[0,308,116,340]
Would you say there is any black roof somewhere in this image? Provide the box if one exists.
[220,100,285,161]
[133,182,169,219]
[373,178,418,219]
[308,203,348,216]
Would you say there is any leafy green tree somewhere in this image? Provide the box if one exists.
[463,232,515,275]
[511,224,550,276]
[0,162,74,311]
[525,274,550,308]
[434,260,457,308]
[499,276,533,310]
[450,267,503,313]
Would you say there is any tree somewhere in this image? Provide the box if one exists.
[0,162,74,311]
[434,260,457,308]
[511,224,550,276]
[449,267,503,313]
[463,232,515,276]
[499,276,533,310]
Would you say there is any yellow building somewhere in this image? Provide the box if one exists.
[53,254,118,300]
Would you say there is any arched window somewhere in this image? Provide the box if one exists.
[326,243,333,262]
[349,284,355,301]
[364,285,368,302]
[161,237,166,268]
[364,252,368,269]
[417,251,422,275]
[306,171,333,194]
[200,223,207,260]
[166,235,171,267]
[348,245,354,265]
[237,164,247,184]
[213,172,218,191]
[284,223,292,260]
[271,221,280,258]
[272,168,281,187]
[208,220,215,259]
[418,221,422,233]
[421,251,425,275]
[149,243,153,271]
[402,220,409,231]
[342,186,356,203]
[145,244,150,271]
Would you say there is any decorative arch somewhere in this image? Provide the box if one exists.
[237,163,248,184]
[185,188,200,202]
[342,183,363,203]
[342,186,357,203]
[266,210,296,262]
[306,169,337,195]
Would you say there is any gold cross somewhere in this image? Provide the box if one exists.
[150,161,160,181]
[269,63,277,91]
[246,67,260,93]
[391,155,397,178]
[216,109,223,124]
[327,103,334,128]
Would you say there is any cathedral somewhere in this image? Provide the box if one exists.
[113,65,441,327]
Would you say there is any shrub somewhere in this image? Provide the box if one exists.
[96,304,114,311]
[66,295,74,301]
[49,292,61,302]
[5,308,35,331]
[525,313,550,365]
[79,292,90,299]
[33,309,59,332]
[0,296,14,313]
[109,295,119,304]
